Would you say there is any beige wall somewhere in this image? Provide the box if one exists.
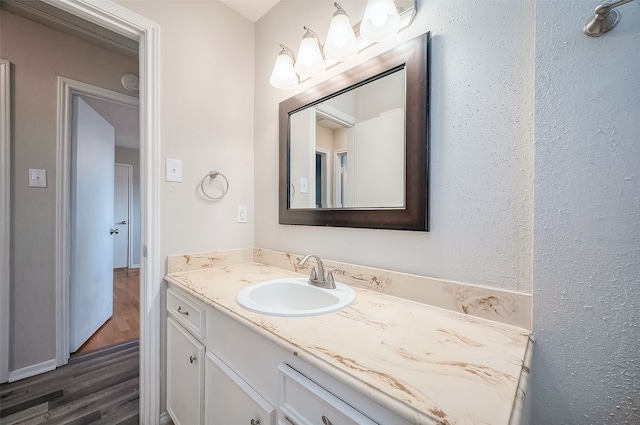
[117,0,255,263]
[254,0,535,292]
[114,0,256,414]
[1,9,138,371]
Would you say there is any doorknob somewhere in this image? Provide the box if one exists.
[110,228,119,235]
[117,220,127,225]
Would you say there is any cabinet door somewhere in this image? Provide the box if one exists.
[167,317,205,425]
[205,351,275,425]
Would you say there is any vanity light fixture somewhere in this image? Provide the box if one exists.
[269,44,299,89]
[324,3,358,61]
[269,0,416,90]
[294,26,326,78]
[361,0,402,42]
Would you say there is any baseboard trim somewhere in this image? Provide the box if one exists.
[131,264,141,269]
[160,411,173,425]
[8,358,57,382]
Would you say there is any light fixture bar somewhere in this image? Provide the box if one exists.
[324,0,416,69]
[269,0,416,89]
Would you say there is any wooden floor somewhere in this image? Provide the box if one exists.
[76,268,140,354]
[0,340,139,425]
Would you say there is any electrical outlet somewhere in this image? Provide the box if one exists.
[237,205,247,223]
[29,168,47,188]
[166,158,182,182]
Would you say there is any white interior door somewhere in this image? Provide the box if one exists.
[70,96,115,352]
[113,164,131,269]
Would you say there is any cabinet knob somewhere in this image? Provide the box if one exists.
[321,416,332,425]
[250,420,260,425]
[189,355,196,364]
[177,306,189,316]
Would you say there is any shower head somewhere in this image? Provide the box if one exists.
[584,0,634,37]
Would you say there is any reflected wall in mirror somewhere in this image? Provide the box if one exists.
[289,69,405,209]
[279,32,430,230]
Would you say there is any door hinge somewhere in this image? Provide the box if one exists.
[143,245,147,258]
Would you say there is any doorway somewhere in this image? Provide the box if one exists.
[114,163,133,269]
[335,150,348,208]
[0,0,159,421]
[68,94,141,355]
[315,148,331,208]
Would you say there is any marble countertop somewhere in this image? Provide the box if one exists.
[165,262,532,425]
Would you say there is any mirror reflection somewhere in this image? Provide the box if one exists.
[289,68,406,209]
[279,32,429,231]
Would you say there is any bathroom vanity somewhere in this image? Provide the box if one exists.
[164,261,532,425]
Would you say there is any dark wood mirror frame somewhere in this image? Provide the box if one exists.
[279,32,430,231]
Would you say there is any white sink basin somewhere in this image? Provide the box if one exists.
[236,278,355,317]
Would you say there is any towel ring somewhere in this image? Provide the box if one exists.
[200,171,229,200]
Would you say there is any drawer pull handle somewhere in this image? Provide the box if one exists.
[250,420,260,425]
[189,355,196,364]
[321,416,332,425]
[178,306,189,316]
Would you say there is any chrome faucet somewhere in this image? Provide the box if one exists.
[297,254,337,289]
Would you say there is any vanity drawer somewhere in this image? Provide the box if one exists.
[167,288,206,339]
[278,364,378,425]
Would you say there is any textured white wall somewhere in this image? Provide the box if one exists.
[254,0,535,292]
[530,1,640,423]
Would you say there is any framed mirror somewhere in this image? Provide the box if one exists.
[279,32,430,231]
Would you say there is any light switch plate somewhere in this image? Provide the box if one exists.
[300,177,308,194]
[29,168,47,188]
[166,158,182,182]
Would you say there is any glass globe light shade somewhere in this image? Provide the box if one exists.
[269,47,298,89]
[294,28,325,78]
[324,11,357,60]
[361,0,401,42]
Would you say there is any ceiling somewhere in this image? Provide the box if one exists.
[219,0,280,22]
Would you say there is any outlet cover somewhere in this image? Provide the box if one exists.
[237,205,247,223]
[29,168,47,188]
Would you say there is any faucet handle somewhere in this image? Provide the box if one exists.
[325,269,343,286]
[308,266,317,281]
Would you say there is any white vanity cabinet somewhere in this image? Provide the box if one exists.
[167,317,205,425]
[166,284,412,425]
[166,287,275,425]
